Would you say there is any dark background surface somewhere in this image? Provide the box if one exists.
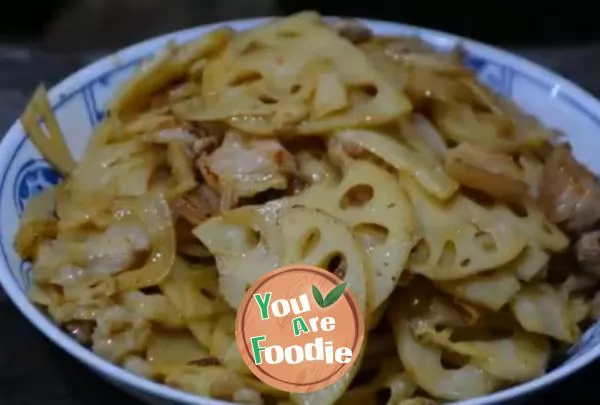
[1,0,600,404]
[278,0,600,45]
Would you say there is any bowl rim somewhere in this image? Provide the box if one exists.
[1,15,600,405]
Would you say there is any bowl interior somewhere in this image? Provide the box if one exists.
[1,17,600,405]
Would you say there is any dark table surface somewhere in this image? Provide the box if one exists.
[2,2,600,404]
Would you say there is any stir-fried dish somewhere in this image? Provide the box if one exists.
[15,11,600,405]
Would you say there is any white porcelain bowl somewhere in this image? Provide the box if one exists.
[1,16,600,405]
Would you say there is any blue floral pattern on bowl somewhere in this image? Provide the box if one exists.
[13,158,62,215]
[464,54,514,96]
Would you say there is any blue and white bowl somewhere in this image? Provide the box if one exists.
[1,17,600,405]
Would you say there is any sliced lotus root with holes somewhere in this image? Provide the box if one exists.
[435,269,521,311]
[278,206,370,314]
[192,200,285,308]
[415,326,550,383]
[403,177,527,280]
[289,159,417,311]
[388,296,500,400]
[192,12,410,135]
[333,129,458,200]
[107,27,234,121]
[499,203,569,253]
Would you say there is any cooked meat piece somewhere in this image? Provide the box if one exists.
[576,230,600,279]
[172,184,220,226]
[198,131,296,210]
[538,144,600,233]
[332,18,373,44]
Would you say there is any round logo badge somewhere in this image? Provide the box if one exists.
[235,264,365,393]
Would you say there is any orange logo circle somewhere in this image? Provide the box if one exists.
[235,264,365,393]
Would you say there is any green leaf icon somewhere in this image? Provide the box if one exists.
[323,282,347,308]
[312,282,347,309]
[312,285,325,308]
